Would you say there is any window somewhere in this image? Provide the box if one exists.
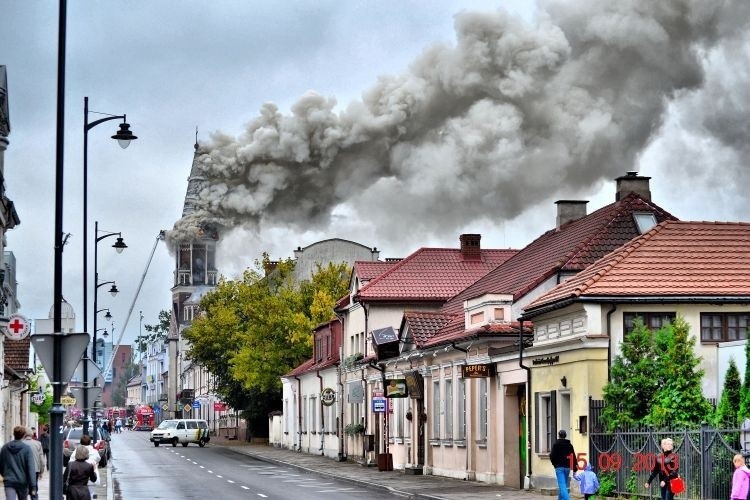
[302,396,307,433]
[470,312,485,324]
[478,378,488,441]
[623,312,676,334]
[701,313,750,342]
[494,308,505,321]
[535,391,557,453]
[444,379,453,440]
[633,212,658,233]
[187,421,197,429]
[432,380,440,438]
[315,337,322,362]
[310,396,317,432]
[457,378,466,440]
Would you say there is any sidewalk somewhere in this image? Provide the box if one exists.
[212,438,549,499]
[0,462,110,500]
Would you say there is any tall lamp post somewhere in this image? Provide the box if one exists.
[82,98,135,437]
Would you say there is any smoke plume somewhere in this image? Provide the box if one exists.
[168,0,749,252]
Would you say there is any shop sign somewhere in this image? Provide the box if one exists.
[385,379,408,398]
[348,382,364,404]
[320,387,336,406]
[31,393,45,405]
[532,355,560,366]
[213,402,227,411]
[61,395,76,406]
[461,364,495,378]
[404,371,424,400]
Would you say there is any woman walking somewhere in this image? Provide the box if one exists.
[63,445,97,500]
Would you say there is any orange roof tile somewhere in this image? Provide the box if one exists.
[523,220,750,315]
[440,193,676,315]
[4,336,31,376]
[354,261,397,281]
[356,248,518,302]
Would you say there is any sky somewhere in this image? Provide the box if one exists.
[1,1,749,356]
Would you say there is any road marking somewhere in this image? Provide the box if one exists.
[199,466,205,469]
[216,475,223,478]
[241,486,250,490]
[208,470,213,473]
[227,480,235,484]
[257,495,268,498]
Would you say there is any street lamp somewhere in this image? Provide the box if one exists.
[81,98,135,438]
[98,308,112,322]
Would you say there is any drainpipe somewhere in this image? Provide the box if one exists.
[294,376,302,452]
[333,310,346,462]
[317,370,324,455]
[361,368,368,462]
[606,304,617,382]
[519,318,532,484]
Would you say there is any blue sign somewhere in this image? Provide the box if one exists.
[191,400,201,409]
[154,406,161,414]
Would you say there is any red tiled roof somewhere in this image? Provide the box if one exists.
[402,311,454,348]
[424,321,526,348]
[283,358,316,378]
[356,248,518,302]
[440,193,676,315]
[354,261,397,281]
[524,221,750,313]
[4,337,31,376]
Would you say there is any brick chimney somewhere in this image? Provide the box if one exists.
[555,200,588,229]
[616,171,651,201]
[460,234,481,260]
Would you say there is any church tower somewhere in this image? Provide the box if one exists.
[168,140,219,419]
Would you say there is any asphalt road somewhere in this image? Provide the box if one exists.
[111,430,401,499]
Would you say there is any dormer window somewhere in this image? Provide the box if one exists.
[633,212,657,234]
[494,308,505,321]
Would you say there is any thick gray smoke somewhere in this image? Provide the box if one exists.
[168,0,749,248]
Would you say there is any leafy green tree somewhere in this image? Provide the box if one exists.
[740,337,750,420]
[184,255,349,437]
[646,316,713,428]
[137,310,171,355]
[601,319,660,430]
[715,358,741,426]
[28,367,52,425]
[112,357,141,407]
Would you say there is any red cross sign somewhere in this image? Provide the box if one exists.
[5,314,29,340]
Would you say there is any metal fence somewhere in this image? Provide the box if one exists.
[588,399,742,499]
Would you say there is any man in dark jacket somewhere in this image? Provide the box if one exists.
[549,429,577,500]
[0,425,37,499]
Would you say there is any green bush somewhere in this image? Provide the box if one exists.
[598,471,616,497]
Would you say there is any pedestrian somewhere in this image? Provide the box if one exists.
[115,417,122,434]
[38,425,49,470]
[63,445,97,500]
[731,453,750,500]
[549,429,577,500]
[30,427,37,440]
[573,462,600,500]
[79,434,101,500]
[22,427,44,489]
[0,425,37,500]
[645,437,680,500]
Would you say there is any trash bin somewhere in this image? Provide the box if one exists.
[378,453,393,471]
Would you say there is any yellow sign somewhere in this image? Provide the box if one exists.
[183,404,191,413]
[61,396,76,406]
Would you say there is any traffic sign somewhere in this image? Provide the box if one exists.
[161,403,169,411]
[183,404,191,413]
[5,314,30,340]
[372,396,387,413]
[191,400,201,409]
[154,406,161,414]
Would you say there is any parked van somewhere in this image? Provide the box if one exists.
[150,419,210,447]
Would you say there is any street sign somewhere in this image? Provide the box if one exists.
[183,404,191,413]
[74,358,102,384]
[191,400,201,409]
[154,406,161,414]
[161,403,169,411]
[32,332,90,384]
[372,396,387,413]
[5,314,30,340]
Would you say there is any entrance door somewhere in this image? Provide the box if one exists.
[518,384,527,488]
[417,399,425,467]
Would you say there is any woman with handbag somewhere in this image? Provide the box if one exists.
[63,446,97,500]
[645,438,681,500]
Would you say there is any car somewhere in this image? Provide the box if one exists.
[150,419,210,447]
[63,426,110,467]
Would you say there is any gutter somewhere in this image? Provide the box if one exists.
[333,311,346,462]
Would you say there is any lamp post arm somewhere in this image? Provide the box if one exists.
[96,231,121,244]
[86,114,126,132]
[96,280,115,290]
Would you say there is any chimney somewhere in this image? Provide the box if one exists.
[616,171,651,201]
[460,234,481,260]
[555,200,588,229]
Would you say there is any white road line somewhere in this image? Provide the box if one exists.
[216,475,223,478]
[316,490,367,493]
[257,495,268,498]
[208,470,213,474]
[199,466,205,469]
[227,480,235,484]
[241,486,250,490]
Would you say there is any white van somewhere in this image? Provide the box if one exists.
[150,419,210,447]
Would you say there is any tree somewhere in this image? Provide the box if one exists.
[601,319,660,430]
[739,337,750,420]
[715,358,741,427]
[646,316,713,428]
[112,357,140,407]
[137,309,171,355]
[28,367,52,425]
[184,254,350,437]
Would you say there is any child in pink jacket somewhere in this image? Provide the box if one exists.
[731,454,750,500]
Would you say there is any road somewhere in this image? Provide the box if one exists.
[111,430,399,499]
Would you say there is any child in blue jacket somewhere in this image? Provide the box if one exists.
[574,463,600,499]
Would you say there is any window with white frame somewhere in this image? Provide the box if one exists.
[405,399,411,439]
[535,391,556,453]
[478,378,488,441]
[310,396,317,432]
[444,379,453,440]
[432,379,440,438]
[457,378,466,440]
[284,399,289,433]
[302,396,308,433]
